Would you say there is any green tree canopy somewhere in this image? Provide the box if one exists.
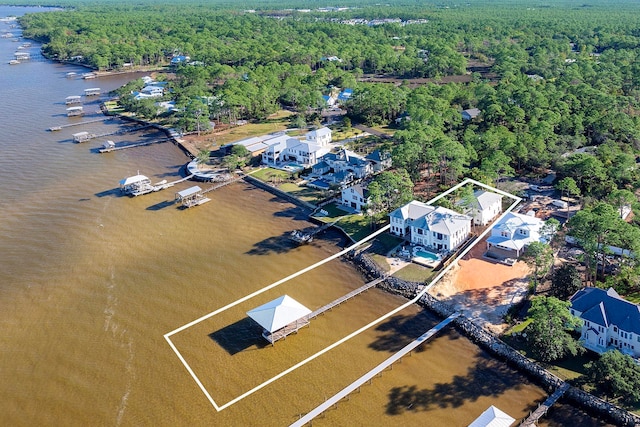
[525,296,583,362]
[584,350,640,404]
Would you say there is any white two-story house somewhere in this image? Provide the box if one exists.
[341,184,370,212]
[485,211,545,259]
[464,190,503,226]
[570,287,640,358]
[389,201,472,253]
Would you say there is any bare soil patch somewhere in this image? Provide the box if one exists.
[430,236,531,334]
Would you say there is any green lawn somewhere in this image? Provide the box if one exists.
[250,167,290,182]
[392,263,435,283]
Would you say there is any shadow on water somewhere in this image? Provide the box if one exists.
[246,231,300,256]
[95,188,124,198]
[146,199,175,211]
[385,358,533,416]
[209,317,268,355]
[369,311,442,353]
[273,205,312,221]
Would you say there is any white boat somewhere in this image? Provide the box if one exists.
[8,59,19,65]
[65,72,77,78]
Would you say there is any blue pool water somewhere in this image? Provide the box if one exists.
[415,250,439,261]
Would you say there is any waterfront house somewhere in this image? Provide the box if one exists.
[261,131,331,168]
[462,108,481,121]
[570,287,640,358]
[341,183,370,212]
[485,211,545,259]
[459,190,503,226]
[389,201,472,253]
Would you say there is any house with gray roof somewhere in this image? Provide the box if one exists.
[570,287,640,358]
[460,190,503,226]
[389,201,472,253]
[462,108,481,121]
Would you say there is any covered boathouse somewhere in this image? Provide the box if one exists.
[175,186,210,208]
[66,106,84,117]
[84,87,101,96]
[119,174,153,196]
[247,295,312,345]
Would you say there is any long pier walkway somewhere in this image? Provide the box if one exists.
[201,174,245,194]
[265,276,387,345]
[291,313,460,427]
[80,124,152,142]
[520,382,570,426]
[48,117,112,131]
[99,137,170,153]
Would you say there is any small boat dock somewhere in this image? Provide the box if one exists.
[65,95,82,105]
[66,106,84,117]
[264,276,387,345]
[84,87,101,96]
[73,131,95,143]
[175,186,211,208]
[14,51,29,61]
[119,173,192,197]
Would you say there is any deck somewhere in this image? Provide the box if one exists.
[263,276,387,345]
[98,136,169,152]
[291,313,460,426]
[520,382,570,426]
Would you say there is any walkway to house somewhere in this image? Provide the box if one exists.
[265,276,387,344]
[290,313,460,427]
[519,382,570,426]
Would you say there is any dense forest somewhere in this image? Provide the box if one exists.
[14,0,640,294]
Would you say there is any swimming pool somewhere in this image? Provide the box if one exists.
[415,250,440,261]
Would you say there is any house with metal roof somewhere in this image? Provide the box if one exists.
[468,405,515,427]
[389,201,472,253]
[485,211,545,259]
[460,190,503,226]
[462,108,481,120]
[570,287,640,358]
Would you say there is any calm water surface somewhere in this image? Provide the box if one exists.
[0,6,597,427]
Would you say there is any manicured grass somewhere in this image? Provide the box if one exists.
[212,120,291,146]
[250,167,290,182]
[392,263,435,283]
[503,319,533,335]
[278,183,327,203]
[372,234,405,255]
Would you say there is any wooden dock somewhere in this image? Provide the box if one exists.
[520,382,570,426]
[79,124,152,142]
[48,117,111,131]
[201,175,244,194]
[264,277,387,345]
[291,313,460,427]
[99,137,170,153]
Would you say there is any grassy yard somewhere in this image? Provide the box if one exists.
[211,110,294,146]
[392,264,435,283]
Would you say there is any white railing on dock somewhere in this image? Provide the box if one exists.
[291,312,459,427]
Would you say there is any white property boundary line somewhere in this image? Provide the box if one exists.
[164,178,521,412]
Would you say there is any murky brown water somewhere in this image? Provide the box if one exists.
[0,6,605,427]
